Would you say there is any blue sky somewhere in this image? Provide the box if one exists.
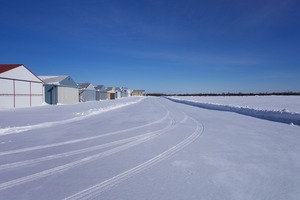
[1,0,300,93]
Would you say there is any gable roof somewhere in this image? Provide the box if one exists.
[94,85,106,91]
[105,87,115,91]
[78,83,88,88]
[0,64,43,83]
[115,87,122,91]
[39,75,78,88]
[39,76,69,84]
[0,64,23,74]
[78,83,96,90]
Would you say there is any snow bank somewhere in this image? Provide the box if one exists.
[0,98,144,136]
[167,97,300,126]
[170,95,300,113]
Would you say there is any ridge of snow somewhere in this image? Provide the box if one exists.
[0,98,144,136]
[167,97,300,126]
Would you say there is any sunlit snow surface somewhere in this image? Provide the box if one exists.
[168,96,300,125]
[0,96,299,200]
[170,95,300,112]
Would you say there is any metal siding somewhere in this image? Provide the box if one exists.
[0,67,43,108]
[96,91,100,101]
[96,90,107,101]
[0,79,14,109]
[15,80,30,94]
[0,96,14,108]
[14,80,30,108]
[0,79,13,94]
[31,82,44,105]
[31,95,43,106]
[15,95,30,108]
[84,90,96,101]
[31,82,42,93]
[44,85,51,104]
[57,87,79,104]
[44,84,58,105]
[99,91,107,100]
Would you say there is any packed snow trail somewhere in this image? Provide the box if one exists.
[64,117,203,200]
[0,110,191,191]
[0,97,191,195]
[0,110,170,156]
[0,131,164,170]
[0,118,174,191]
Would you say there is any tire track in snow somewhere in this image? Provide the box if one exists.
[0,112,181,170]
[0,133,152,170]
[64,116,203,200]
[0,111,170,156]
[0,114,185,191]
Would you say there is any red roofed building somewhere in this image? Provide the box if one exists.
[0,64,44,109]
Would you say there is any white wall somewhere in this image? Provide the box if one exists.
[31,82,44,106]
[58,87,79,104]
[0,79,14,109]
[0,78,43,109]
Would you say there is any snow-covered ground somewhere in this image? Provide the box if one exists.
[169,95,300,112]
[168,96,300,125]
[0,96,300,199]
[0,97,144,135]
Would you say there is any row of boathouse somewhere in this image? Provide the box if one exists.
[0,64,145,109]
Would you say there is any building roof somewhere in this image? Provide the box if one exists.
[0,64,23,74]
[78,83,96,90]
[94,85,106,91]
[115,87,122,92]
[0,64,43,83]
[77,83,90,89]
[39,76,69,84]
[105,87,115,92]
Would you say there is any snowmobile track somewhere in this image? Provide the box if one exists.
[64,116,204,200]
[0,114,183,191]
[0,110,170,156]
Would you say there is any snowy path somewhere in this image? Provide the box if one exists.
[0,97,300,200]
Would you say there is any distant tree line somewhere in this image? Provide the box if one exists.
[147,92,300,97]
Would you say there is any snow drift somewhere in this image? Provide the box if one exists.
[0,97,144,136]
[167,97,300,126]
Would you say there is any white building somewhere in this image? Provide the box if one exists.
[0,64,44,109]
[39,76,79,105]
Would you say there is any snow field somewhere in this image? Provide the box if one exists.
[0,97,205,199]
[0,96,299,199]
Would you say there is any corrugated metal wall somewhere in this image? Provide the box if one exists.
[58,87,79,104]
[96,91,108,100]
[44,85,79,105]
[82,90,96,102]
